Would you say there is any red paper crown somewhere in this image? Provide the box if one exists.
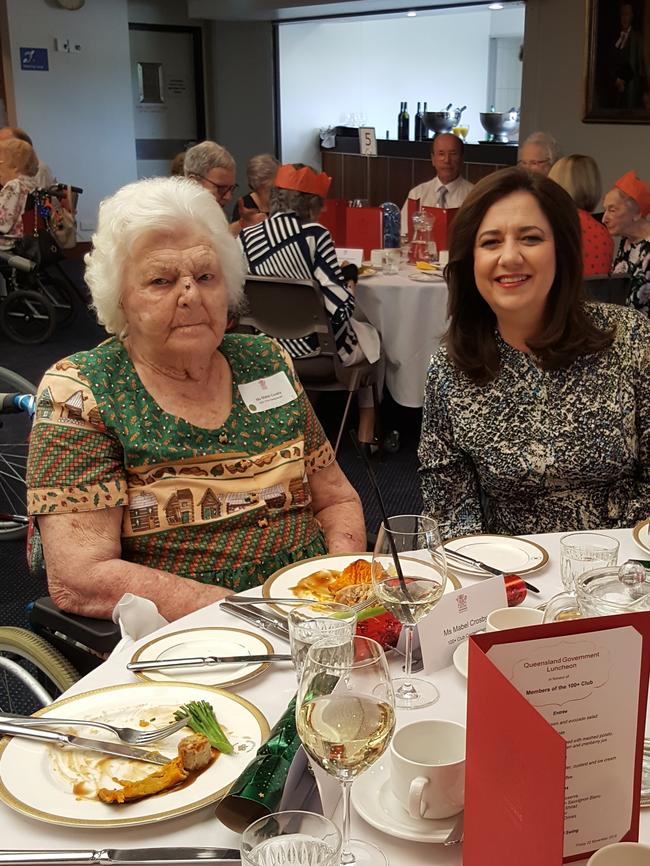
[614,170,650,217]
[275,164,332,197]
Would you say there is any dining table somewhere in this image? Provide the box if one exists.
[353,266,448,409]
[1,527,649,864]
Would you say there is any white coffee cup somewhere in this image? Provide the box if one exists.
[370,249,384,269]
[390,719,465,820]
[438,250,449,266]
[486,606,544,632]
[587,842,650,865]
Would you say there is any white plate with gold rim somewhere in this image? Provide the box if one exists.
[352,759,462,843]
[130,626,274,688]
[0,681,269,828]
[443,534,548,577]
[633,519,650,556]
[263,553,461,614]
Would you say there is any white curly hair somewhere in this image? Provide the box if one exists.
[84,176,246,337]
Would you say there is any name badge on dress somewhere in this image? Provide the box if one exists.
[238,371,298,413]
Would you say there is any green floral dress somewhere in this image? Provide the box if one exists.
[27,334,333,591]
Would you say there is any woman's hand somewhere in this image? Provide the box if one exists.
[38,507,234,622]
[309,461,366,553]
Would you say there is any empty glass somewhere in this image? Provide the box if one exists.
[288,602,357,681]
[559,532,619,592]
[241,810,342,866]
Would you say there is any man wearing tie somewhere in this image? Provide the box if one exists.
[400,133,473,235]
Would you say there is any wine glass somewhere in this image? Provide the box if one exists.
[371,514,447,709]
[296,635,396,866]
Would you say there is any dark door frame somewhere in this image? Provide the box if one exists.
[129,22,206,156]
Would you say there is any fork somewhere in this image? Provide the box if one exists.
[228,596,381,614]
[0,711,190,745]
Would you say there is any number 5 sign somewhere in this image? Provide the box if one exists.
[359,127,377,157]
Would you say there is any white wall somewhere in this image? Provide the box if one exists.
[521,0,650,193]
[3,0,137,238]
[278,7,525,168]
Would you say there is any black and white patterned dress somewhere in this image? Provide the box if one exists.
[418,303,650,536]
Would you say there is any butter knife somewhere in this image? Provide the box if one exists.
[0,723,170,765]
[128,653,291,672]
[0,848,240,864]
[444,549,540,593]
[220,600,290,641]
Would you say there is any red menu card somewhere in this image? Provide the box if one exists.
[406,198,459,251]
[464,612,650,866]
[320,198,347,246]
[345,207,383,259]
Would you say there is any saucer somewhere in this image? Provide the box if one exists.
[351,759,461,842]
[452,639,468,678]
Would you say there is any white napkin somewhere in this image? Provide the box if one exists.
[111,593,168,653]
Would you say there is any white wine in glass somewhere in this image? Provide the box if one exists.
[372,514,447,709]
[296,636,396,866]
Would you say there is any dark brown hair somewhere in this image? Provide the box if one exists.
[444,167,614,383]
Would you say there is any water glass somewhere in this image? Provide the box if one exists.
[559,532,619,592]
[382,249,400,274]
[288,602,357,681]
[241,810,342,866]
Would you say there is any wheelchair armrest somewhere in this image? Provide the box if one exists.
[30,596,121,655]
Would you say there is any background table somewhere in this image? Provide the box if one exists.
[2,529,648,864]
[354,268,448,408]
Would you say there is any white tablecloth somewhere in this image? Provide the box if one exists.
[354,268,448,408]
[2,528,649,863]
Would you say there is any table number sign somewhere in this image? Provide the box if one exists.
[464,612,650,865]
[359,127,377,157]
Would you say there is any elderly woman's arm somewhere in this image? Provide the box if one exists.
[38,508,232,622]
[309,461,366,553]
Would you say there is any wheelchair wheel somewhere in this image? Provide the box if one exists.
[0,367,36,541]
[38,275,76,327]
[0,627,79,712]
[0,289,56,344]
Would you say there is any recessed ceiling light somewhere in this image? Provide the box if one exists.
[489,3,504,9]
[407,10,417,16]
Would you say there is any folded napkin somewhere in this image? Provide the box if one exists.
[111,593,168,653]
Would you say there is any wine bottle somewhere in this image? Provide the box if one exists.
[396,102,403,139]
[421,101,428,139]
[414,102,422,142]
[398,101,410,141]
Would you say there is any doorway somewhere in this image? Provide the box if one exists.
[128,23,206,179]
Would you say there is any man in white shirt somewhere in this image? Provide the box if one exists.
[400,133,473,235]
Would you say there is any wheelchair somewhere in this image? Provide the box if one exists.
[0,184,83,345]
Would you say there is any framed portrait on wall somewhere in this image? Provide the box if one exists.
[584,0,650,123]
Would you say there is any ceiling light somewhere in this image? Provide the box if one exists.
[407,10,417,16]
[489,3,504,9]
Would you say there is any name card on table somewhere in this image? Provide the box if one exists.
[335,247,364,267]
[417,576,506,673]
[464,613,650,866]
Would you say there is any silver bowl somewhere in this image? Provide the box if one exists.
[479,111,520,143]
[422,111,458,135]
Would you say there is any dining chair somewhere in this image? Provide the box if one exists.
[239,275,383,455]
[583,274,631,306]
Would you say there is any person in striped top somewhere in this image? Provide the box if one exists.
[239,164,381,443]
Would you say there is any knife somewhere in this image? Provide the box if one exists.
[0,848,241,864]
[128,653,292,671]
[444,549,540,593]
[220,600,290,641]
[0,723,170,765]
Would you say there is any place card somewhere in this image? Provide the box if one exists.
[464,612,650,865]
[417,576,507,673]
[335,247,363,266]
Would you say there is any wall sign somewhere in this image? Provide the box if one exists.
[20,48,49,71]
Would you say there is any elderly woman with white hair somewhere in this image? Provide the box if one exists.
[26,177,365,622]
[603,170,650,316]
[517,131,560,176]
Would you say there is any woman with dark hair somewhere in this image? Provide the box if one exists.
[418,166,650,536]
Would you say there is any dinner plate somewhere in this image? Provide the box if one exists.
[358,267,378,279]
[443,534,548,577]
[263,553,461,614]
[130,627,275,688]
[633,519,650,556]
[351,759,462,842]
[0,681,269,828]
[408,271,440,283]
